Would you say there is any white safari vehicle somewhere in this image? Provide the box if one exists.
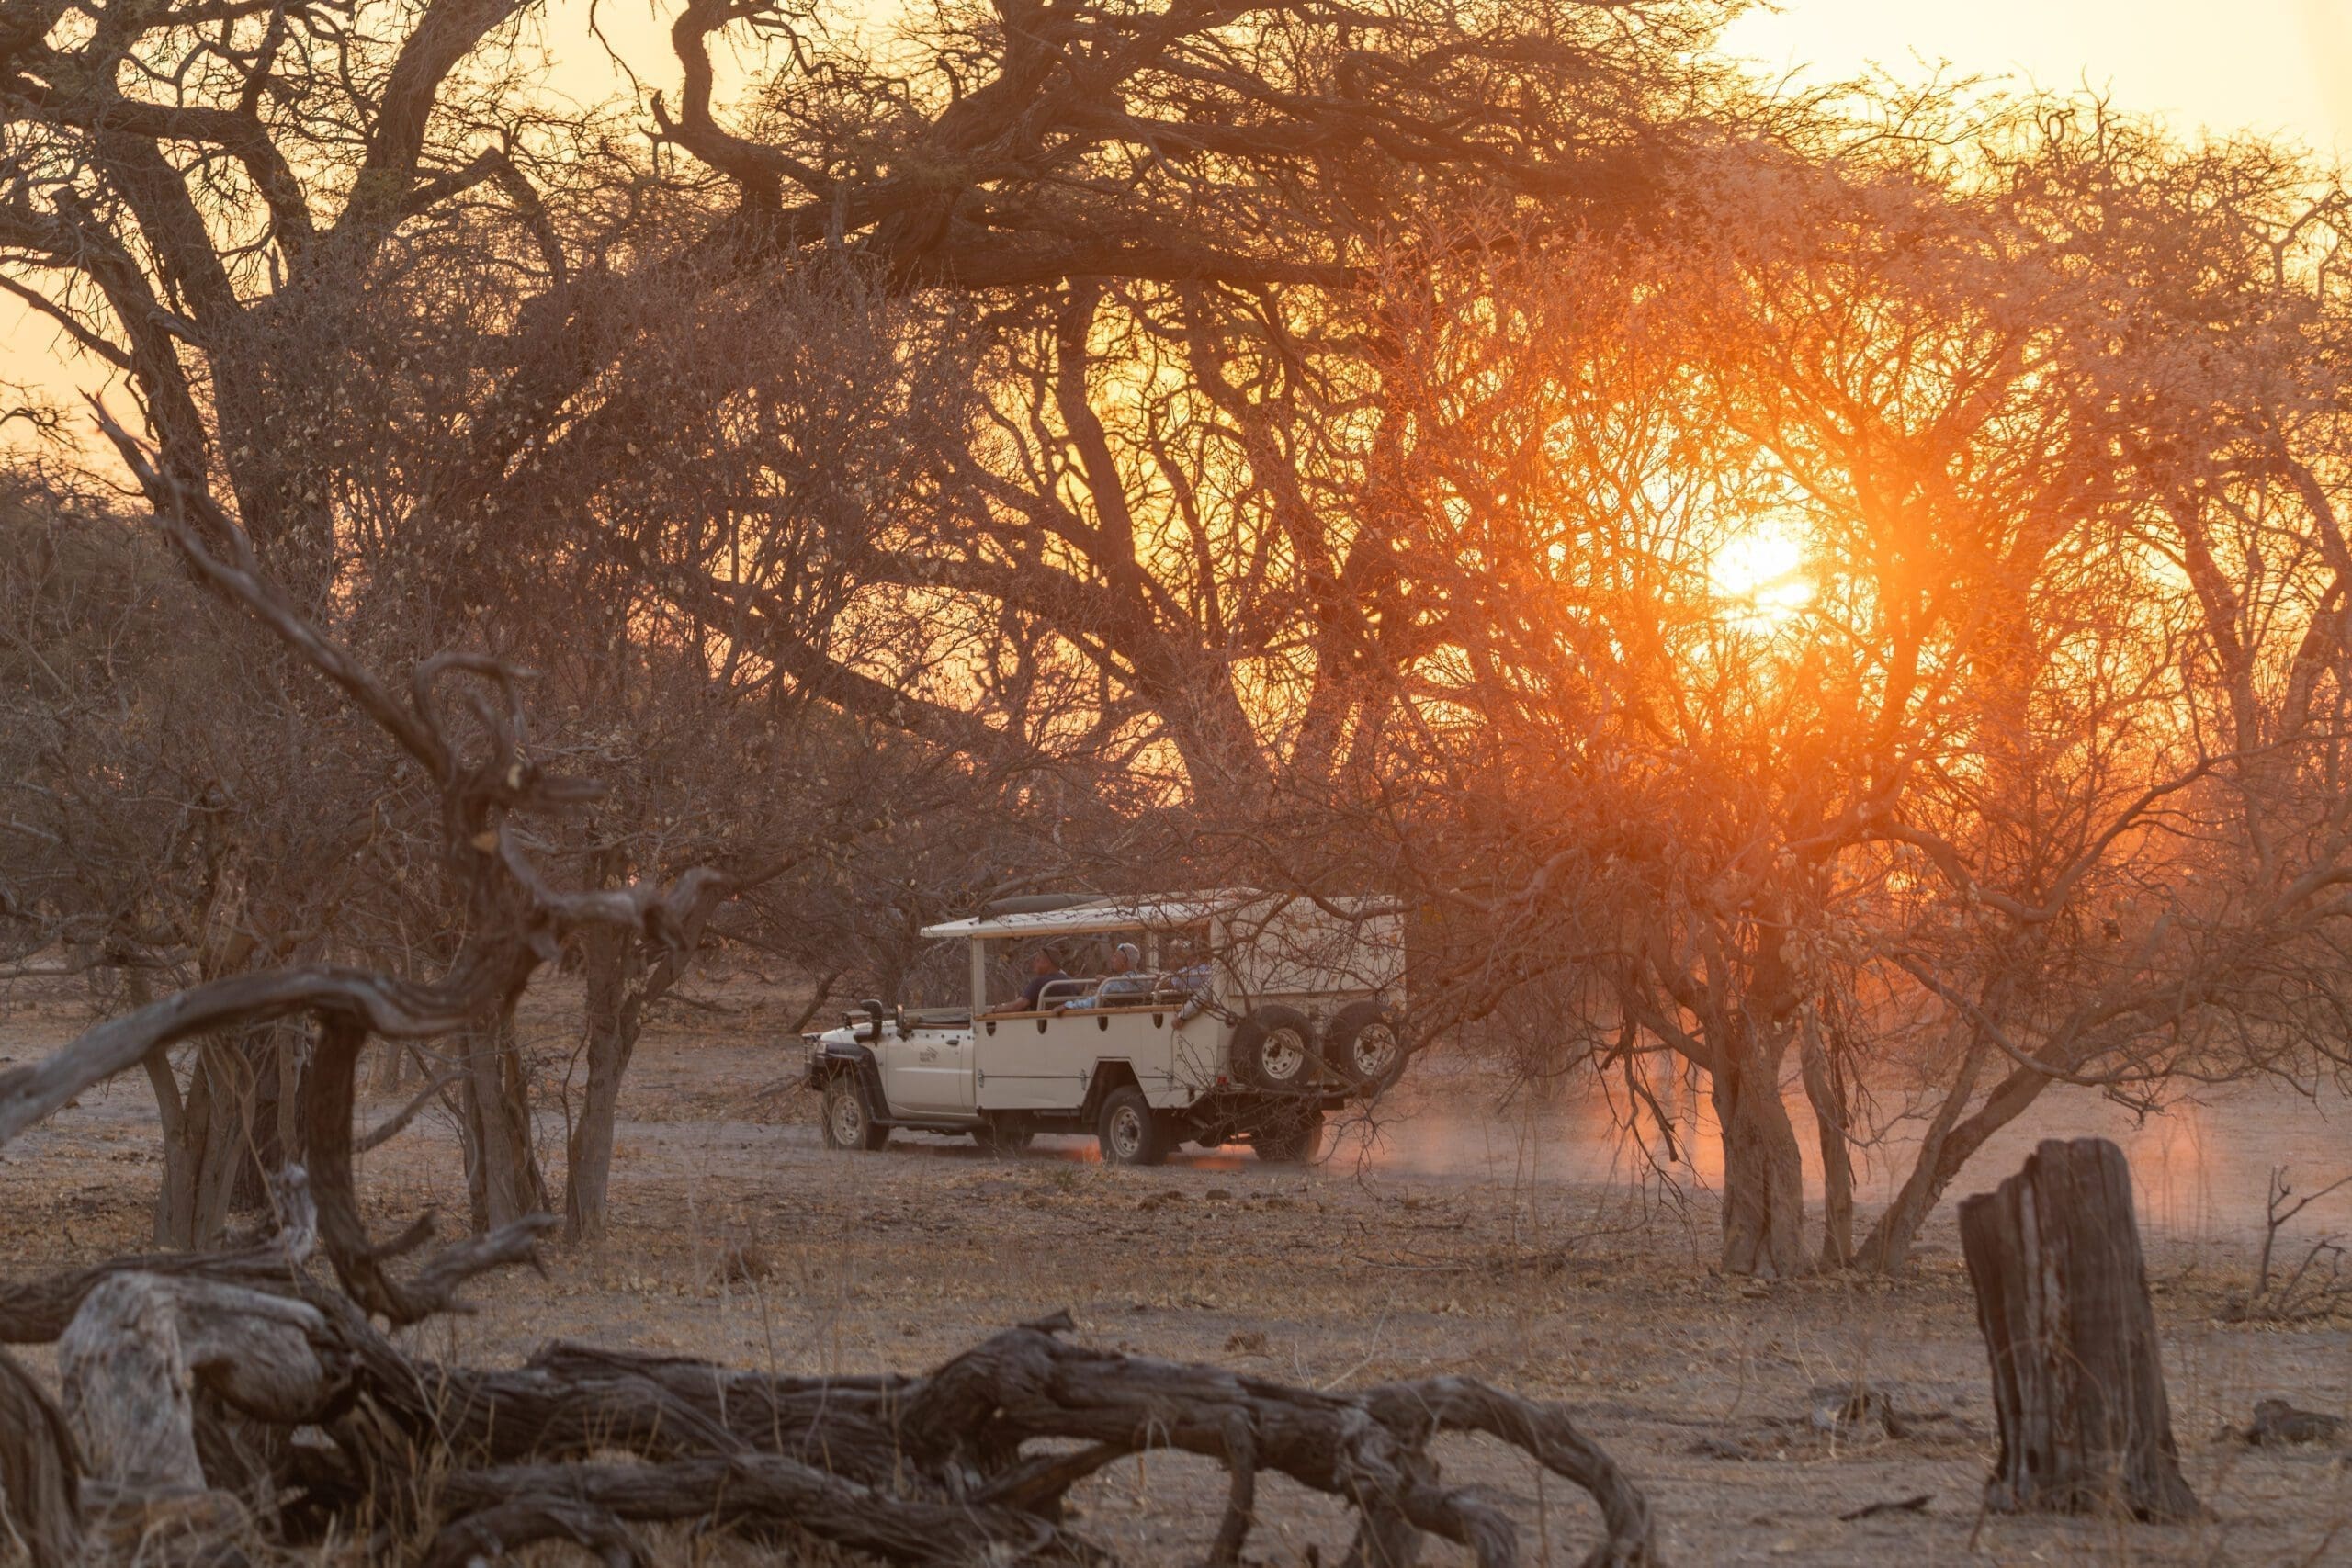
[804,891,1407,1165]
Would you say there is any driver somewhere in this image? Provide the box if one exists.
[989,945,1072,1016]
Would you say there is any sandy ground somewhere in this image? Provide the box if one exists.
[2,970,2347,1567]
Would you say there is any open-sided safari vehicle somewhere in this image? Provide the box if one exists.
[804,891,1406,1164]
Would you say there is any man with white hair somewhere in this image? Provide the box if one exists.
[1067,940,1151,1010]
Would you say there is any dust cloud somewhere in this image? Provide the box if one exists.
[1318,1060,2352,1244]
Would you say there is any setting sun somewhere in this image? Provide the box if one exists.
[1709,521,1815,629]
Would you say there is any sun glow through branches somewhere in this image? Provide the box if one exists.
[1708,521,1815,631]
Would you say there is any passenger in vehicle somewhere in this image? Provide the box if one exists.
[989,946,1072,1016]
[1066,942,1150,1010]
[1169,959,1215,1021]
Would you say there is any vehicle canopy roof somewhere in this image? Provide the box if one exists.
[919,889,1395,942]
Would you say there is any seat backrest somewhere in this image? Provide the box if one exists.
[1035,978,1094,1009]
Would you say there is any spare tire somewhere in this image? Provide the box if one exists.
[1320,999,1405,1091]
[1229,1004,1317,1091]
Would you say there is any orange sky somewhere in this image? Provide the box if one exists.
[7,0,2348,448]
[1728,0,2352,155]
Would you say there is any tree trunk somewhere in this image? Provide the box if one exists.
[228,1020,298,1213]
[1796,1008,1853,1269]
[370,1034,410,1093]
[1713,1021,1807,1279]
[1959,1137,2201,1521]
[150,1030,281,1250]
[564,929,645,1243]
[459,1013,546,1234]
[1853,1039,2048,1272]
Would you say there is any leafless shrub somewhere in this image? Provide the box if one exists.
[2230,1167,2352,1323]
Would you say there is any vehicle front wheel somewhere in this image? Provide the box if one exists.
[1096,1086,1167,1167]
[820,1076,888,1151]
[1252,1106,1324,1164]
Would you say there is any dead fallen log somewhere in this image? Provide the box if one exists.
[424,1455,1101,1568]
[60,1273,355,1500]
[0,1348,81,1568]
[0,1164,317,1346]
[1959,1137,2201,1522]
[401,1314,1658,1568]
[0,1245,314,1347]
[25,1269,1660,1568]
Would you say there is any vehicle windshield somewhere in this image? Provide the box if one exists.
[898,939,972,1011]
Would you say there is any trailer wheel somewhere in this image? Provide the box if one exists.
[820,1074,888,1151]
[1230,1005,1317,1090]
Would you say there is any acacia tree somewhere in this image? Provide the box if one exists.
[1838,114,2352,1266]
[1653,111,2352,1273]
[0,0,1744,1233]
[1350,106,2352,1277]
[1140,89,2351,1281]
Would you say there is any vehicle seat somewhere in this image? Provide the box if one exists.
[1036,978,1095,1010]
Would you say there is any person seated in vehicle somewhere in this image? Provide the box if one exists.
[988,945,1073,1015]
[1167,958,1216,1020]
[1065,942,1152,1010]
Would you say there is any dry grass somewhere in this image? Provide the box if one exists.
[1,971,2346,1566]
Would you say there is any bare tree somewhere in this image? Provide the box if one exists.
[0,417,1663,1568]
[2,0,1743,1241]
[1250,100,2352,1278]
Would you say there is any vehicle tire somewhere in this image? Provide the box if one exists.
[1321,999,1405,1091]
[973,1120,1035,1156]
[1229,1004,1318,1091]
[1096,1086,1167,1167]
[1252,1106,1324,1165]
[820,1074,888,1151]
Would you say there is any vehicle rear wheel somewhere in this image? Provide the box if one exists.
[1230,1005,1317,1091]
[1096,1086,1167,1167]
[973,1120,1035,1156]
[1252,1106,1324,1164]
[1321,999,1404,1091]
[821,1075,888,1151]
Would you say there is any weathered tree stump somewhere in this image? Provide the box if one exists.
[1958,1137,2201,1521]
